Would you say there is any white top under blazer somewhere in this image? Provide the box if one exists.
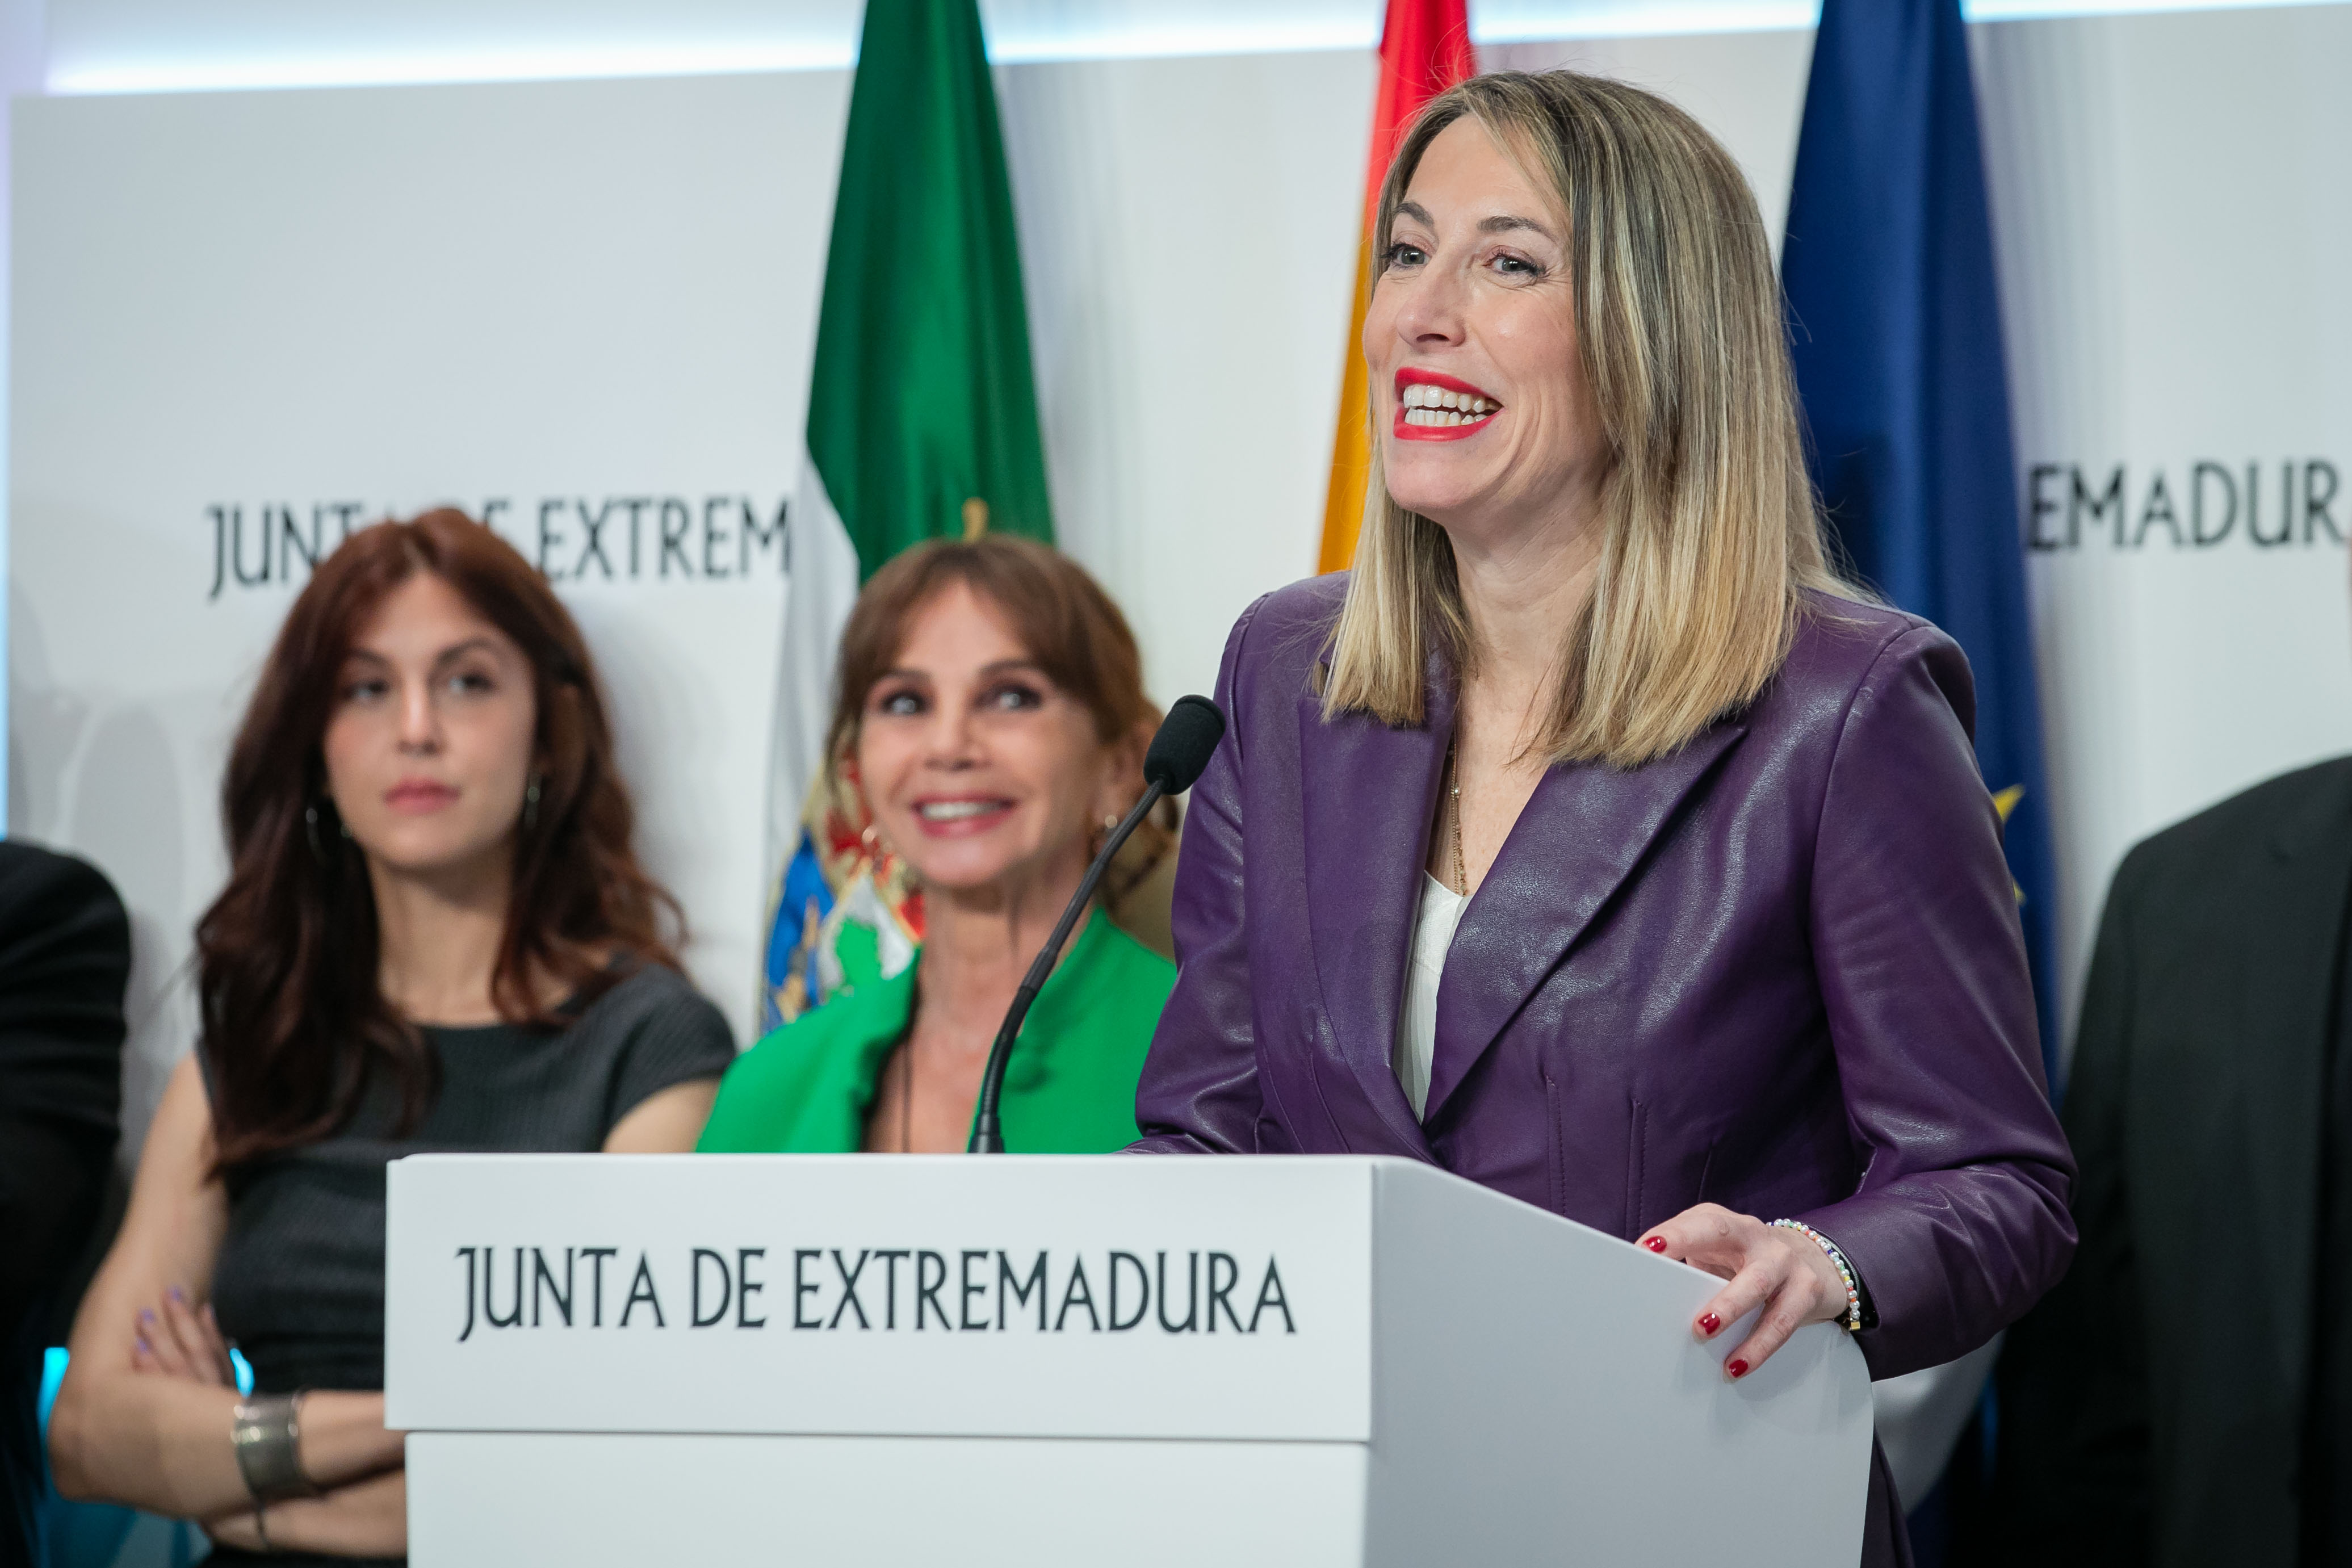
[1391,871,1468,1121]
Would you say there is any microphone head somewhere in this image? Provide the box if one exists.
[1143,695,1226,794]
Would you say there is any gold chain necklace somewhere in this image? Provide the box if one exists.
[1447,742,1468,896]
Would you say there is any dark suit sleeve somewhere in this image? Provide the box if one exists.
[0,844,132,1336]
[1130,596,1269,1155]
[1989,846,2152,1566]
[1796,626,2077,1379]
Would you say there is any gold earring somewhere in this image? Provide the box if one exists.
[860,820,902,873]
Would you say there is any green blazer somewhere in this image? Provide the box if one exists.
[697,909,1176,1154]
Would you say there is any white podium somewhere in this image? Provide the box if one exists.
[385,1154,1872,1565]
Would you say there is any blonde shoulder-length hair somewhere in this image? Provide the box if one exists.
[1322,69,1848,769]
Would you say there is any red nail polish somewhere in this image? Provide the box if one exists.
[1726,1359,1749,1379]
[1644,1236,1667,1252]
[1699,1313,1721,1336]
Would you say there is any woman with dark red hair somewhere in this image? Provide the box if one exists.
[46,510,734,1563]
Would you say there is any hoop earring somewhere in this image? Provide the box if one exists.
[522,773,543,834]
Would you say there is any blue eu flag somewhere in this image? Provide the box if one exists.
[1783,0,2061,1091]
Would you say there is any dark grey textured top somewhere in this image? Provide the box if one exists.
[198,965,732,1565]
[206,963,733,1397]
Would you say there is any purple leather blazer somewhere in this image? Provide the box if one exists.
[1134,576,2076,1554]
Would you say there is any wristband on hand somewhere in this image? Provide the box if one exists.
[1768,1219,1863,1333]
[230,1391,320,1505]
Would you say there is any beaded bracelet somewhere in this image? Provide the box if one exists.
[1770,1219,1863,1333]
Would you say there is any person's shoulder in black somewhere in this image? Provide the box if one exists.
[0,840,131,1568]
[1982,755,2352,1568]
[2110,753,2352,914]
[0,840,133,1164]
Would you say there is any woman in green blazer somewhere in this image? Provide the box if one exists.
[699,536,1176,1155]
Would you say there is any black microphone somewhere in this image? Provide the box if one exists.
[967,695,1226,1154]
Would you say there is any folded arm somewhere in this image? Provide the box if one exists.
[206,1468,409,1557]
[46,1053,404,1517]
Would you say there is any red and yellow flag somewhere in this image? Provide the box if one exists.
[1316,0,1477,575]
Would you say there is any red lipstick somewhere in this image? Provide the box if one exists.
[1393,367,1503,443]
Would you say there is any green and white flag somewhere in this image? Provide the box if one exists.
[762,0,1055,1032]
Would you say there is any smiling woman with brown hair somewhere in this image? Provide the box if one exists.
[45,510,734,1564]
[698,534,1176,1156]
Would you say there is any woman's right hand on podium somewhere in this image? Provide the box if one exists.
[1636,1204,1852,1380]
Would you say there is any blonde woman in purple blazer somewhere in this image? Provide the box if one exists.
[1133,71,2075,1567]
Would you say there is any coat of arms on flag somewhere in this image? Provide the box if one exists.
[762,773,924,1030]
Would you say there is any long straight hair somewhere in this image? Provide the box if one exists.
[197,510,683,1168]
[1322,70,1847,767]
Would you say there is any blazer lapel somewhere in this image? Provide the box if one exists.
[1296,668,1454,1154]
[1421,720,1749,1124]
[2239,766,2352,1391]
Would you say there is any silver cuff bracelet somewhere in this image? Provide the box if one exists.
[229,1391,317,1503]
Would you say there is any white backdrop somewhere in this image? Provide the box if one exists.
[11,6,2352,1155]
[10,73,844,1132]
[8,51,1387,1143]
[1977,6,2352,1037]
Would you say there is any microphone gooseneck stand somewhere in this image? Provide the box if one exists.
[967,694,1226,1155]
